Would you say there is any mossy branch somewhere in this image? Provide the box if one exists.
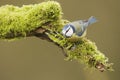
[0,1,113,72]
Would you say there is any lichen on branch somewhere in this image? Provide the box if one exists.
[0,1,113,72]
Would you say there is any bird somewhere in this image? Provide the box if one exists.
[62,16,97,37]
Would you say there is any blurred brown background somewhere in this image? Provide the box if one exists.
[0,0,119,80]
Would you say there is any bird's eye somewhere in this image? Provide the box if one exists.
[65,26,71,34]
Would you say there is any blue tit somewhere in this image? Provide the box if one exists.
[62,16,97,37]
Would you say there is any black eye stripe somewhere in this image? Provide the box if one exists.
[65,27,70,35]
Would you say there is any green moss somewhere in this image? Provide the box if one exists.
[0,1,113,72]
[47,30,113,71]
[0,1,62,39]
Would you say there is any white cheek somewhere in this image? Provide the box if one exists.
[66,28,74,37]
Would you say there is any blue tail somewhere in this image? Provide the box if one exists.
[88,16,97,25]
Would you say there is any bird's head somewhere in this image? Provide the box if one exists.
[62,24,75,37]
